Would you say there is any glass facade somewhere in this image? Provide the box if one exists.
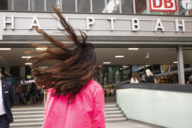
[62,0,76,12]
[46,0,58,12]
[77,0,90,13]
[0,0,184,16]
[30,0,44,11]
[121,0,133,14]
[14,0,28,11]
[92,0,105,13]
[106,0,119,13]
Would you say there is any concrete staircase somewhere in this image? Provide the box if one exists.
[10,105,127,128]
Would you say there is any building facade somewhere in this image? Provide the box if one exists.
[0,0,192,85]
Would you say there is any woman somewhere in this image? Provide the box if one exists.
[131,72,139,83]
[145,69,155,83]
[26,5,105,128]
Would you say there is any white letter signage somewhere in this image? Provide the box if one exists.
[131,18,140,31]
[58,16,68,30]
[3,15,15,30]
[86,17,95,31]
[154,18,165,32]
[29,15,41,30]
[175,19,185,32]
[149,0,177,12]
[108,17,116,31]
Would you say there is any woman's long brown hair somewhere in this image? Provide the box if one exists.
[26,5,100,103]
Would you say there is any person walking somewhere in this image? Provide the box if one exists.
[14,83,20,105]
[26,5,105,128]
[21,80,28,105]
[145,69,155,83]
[0,70,15,128]
[131,72,139,83]
[30,83,37,105]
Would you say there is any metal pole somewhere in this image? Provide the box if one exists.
[90,0,92,13]
[146,0,150,14]
[177,46,185,84]
[60,0,62,12]
[12,0,14,10]
[44,0,46,11]
[75,0,78,12]
[132,0,136,14]
[119,0,122,13]
[28,0,30,11]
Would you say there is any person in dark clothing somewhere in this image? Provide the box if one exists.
[30,82,37,104]
[145,69,154,83]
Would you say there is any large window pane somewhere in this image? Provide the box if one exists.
[106,0,119,13]
[135,0,147,14]
[121,0,133,14]
[62,0,75,12]
[14,0,28,11]
[0,0,12,10]
[31,0,44,11]
[77,0,90,13]
[47,0,61,12]
[92,0,105,13]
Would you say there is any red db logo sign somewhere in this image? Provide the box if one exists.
[149,0,177,12]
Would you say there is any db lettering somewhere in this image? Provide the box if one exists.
[149,0,177,12]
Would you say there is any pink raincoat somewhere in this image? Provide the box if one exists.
[43,79,105,128]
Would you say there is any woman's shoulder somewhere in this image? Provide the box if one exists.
[86,79,103,94]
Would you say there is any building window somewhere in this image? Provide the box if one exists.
[30,0,44,11]
[47,0,61,12]
[62,0,75,12]
[14,0,28,11]
[138,0,142,10]
[92,0,105,13]
[77,0,90,13]
[121,0,133,14]
[106,0,120,13]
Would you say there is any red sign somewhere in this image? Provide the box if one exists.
[149,0,177,12]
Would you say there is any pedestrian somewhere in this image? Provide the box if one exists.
[145,69,155,83]
[14,83,20,105]
[104,88,107,97]
[21,80,28,105]
[110,88,114,96]
[141,74,146,83]
[131,72,139,83]
[30,82,37,104]
[0,69,15,128]
[26,5,105,128]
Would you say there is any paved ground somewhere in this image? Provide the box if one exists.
[106,121,165,128]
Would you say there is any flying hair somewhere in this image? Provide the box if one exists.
[26,5,100,104]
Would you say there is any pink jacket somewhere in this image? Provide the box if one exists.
[43,79,105,128]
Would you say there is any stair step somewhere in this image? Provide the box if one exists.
[105,111,122,114]
[106,118,127,122]
[12,111,44,115]
[13,118,43,123]
[105,108,119,111]
[105,114,125,118]
[13,115,44,119]
[10,122,43,127]
[12,108,44,112]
